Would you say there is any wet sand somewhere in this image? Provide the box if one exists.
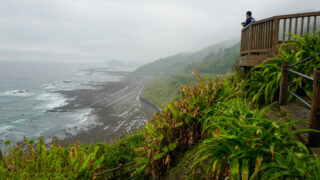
[51,69,159,144]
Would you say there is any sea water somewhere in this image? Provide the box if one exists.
[0,61,133,149]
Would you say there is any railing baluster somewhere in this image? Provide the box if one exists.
[248,24,253,53]
[307,16,311,34]
[288,18,292,40]
[313,16,317,33]
[294,17,298,38]
[283,18,287,41]
[300,17,304,36]
[263,22,266,49]
[257,25,260,49]
[260,23,263,49]
[270,20,273,50]
[266,22,269,49]
[273,18,280,56]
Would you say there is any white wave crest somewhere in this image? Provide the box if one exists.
[35,93,68,110]
[12,119,27,124]
[63,108,101,136]
[0,89,33,97]
[0,125,12,134]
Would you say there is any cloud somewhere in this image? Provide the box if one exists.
[0,0,319,64]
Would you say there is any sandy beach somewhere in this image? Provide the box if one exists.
[50,69,159,145]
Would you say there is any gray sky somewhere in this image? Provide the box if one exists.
[0,0,319,64]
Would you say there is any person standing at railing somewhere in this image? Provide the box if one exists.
[241,11,255,27]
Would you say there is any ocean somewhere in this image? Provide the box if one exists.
[0,61,135,148]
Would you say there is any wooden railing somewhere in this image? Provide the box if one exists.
[239,11,320,67]
[95,162,136,180]
[279,53,320,147]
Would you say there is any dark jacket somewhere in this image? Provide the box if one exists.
[244,17,255,27]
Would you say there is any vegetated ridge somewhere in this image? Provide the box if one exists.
[135,38,239,75]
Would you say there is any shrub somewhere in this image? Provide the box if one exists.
[135,72,240,179]
[0,133,145,179]
[245,31,320,106]
[0,136,104,179]
[259,150,320,180]
[192,99,318,179]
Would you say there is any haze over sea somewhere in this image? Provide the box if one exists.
[0,61,134,148]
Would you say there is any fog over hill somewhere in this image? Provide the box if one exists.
[135,39,239,74]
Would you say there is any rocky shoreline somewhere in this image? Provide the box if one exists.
[51,70,159,145]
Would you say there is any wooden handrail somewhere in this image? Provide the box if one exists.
[279,54,320,147]
[239,11,320,67]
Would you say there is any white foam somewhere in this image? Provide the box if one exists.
[41,83,56,90]
[0,125,12,133]
[41,80,74,90]
[0,89,33,97]
[35,92,68,110]
[12,119,27,124]
[64,108,102,136]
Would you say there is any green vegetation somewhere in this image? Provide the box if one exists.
[0,134,145,179]
[141,40,240,107]
[134,31,320,179]
[185,43,240,74]
[192,99,318,179]
[1,31,320,179]
[135,39,238,75]
[143,73,217,107]
[245,32,320,106]
[0,136,103,179]
[135,72,238,178]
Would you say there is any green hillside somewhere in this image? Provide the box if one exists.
[135,39,239,75]
[185,42,240,74]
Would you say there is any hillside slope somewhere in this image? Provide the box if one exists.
[185,42,240,74]
[135,39,239,74]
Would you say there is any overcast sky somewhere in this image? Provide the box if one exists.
[0,0,319,64]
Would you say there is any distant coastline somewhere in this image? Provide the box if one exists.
[56,70,159,145]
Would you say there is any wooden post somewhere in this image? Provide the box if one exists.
[119,164,123,180]
[272,18,280,56]
[279,62,289,105]
[308,70,320,147]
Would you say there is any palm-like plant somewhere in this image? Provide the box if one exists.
[192,99,317,179]
[259,150,320,180]
[245,31,320,106]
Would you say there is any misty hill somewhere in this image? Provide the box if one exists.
[185,42,240,74]
[135,39,239,74]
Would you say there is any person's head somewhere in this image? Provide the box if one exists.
[246,11,252,18]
